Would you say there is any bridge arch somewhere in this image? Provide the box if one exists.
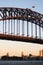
[0,7,43,44]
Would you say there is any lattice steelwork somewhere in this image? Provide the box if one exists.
[0,7,43,44]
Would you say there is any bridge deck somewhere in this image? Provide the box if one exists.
[0,34,43,44]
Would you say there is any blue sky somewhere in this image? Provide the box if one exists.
[0,0,43,13]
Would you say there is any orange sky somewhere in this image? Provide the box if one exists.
[0,39,43,57]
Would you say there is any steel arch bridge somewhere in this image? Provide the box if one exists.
[0,7,43,44]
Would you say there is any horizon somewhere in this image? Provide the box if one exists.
[0,39,43,57]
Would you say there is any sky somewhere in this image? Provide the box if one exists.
[0,0,43,57]
[0,40,43,57]
[0,0,43,13]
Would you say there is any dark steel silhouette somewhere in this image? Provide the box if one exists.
[0,7,43,44]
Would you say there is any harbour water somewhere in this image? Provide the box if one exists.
[0,61,43,65]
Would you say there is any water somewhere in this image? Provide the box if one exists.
[0,61,43,65]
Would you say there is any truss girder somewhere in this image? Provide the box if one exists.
[0,7,43,28]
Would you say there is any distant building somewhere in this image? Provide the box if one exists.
[39,50,41,56]
[39,49,43,57]
[6,53,9,57]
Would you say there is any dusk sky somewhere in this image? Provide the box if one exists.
[0,0,43,57]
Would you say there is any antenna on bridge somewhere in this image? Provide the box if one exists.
[32,6,35,8]
[30,5,35,11]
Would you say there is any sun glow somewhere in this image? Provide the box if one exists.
[0,39,43,57]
